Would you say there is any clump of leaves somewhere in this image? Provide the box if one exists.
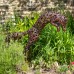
[21,62,29,72]
[58,65,68,72]
[0,31,25,74]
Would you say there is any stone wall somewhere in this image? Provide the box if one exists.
[0,0,56,24]
[0,0,73,24]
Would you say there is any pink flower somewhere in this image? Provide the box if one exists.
[70,62,74,65]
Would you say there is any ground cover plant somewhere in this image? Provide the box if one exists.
[0,11,74,74]
[0,29,24,74]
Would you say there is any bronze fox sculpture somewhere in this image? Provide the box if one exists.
[5,11,67,55]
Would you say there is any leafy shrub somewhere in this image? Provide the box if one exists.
[58,65,68,72]
[0,29,25,74]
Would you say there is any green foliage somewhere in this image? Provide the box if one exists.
[0,30,25,74]
[58,65,68,72]
[30,23,74,65]
[21,62,29,72]
[35,69,41,74]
